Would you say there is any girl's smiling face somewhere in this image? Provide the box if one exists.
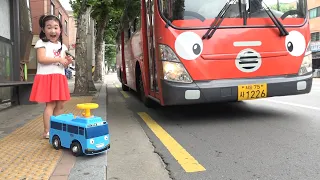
[43,19,61,43]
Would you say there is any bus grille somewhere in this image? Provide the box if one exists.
[235,48,262,73]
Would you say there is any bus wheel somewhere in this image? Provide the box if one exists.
[121,71,129,91]
[138,73,153,108]
[122,83,129,91]
[52,135,61,150]
[70,141,83,157]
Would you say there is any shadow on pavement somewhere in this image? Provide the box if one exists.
[124,87,292,125]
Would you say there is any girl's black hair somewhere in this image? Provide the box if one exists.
[39,15,63,52]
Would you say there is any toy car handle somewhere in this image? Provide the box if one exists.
[76,103,99,118]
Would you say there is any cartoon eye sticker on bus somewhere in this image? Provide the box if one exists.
[174,32,203,60]
[174,30,307,61]
[285,30,306,57]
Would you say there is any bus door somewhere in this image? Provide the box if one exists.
[121,31,127,85]
[145,0,159,94]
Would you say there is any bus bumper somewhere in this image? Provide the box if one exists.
[161,73,313,106]
[84,144,110,155]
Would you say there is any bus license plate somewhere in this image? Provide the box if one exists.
[238,83,267,100]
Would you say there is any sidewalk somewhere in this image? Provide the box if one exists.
[105,73,171,180]
[67,81,107,180]
[0,74,171,180]
[0,79,103,180]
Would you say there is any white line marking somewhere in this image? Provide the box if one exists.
[261,99,320,111]
[233,41,262,47]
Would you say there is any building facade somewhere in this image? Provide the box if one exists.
[308,0,320,69]
[67,10,77,58]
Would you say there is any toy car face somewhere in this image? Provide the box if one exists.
[86,134,110,150]
[83,125,110,155]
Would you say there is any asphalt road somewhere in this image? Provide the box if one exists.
[113,74,320,180]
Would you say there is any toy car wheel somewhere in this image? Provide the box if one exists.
[70,141,83,157]
[52,135,61,150]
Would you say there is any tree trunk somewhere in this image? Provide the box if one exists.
[87,16,97,92]
[73,6,90,94]
[93,15,109,82]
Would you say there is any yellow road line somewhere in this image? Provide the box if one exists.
[114,84,121,88]
[120,91,129,98]
[137,112,206,173]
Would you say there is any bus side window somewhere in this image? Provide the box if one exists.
[79,127,84,136]
[51,122,62,130]
[62,124,67,131]
[68,125,79,134]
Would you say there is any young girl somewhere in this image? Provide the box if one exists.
[29,15,73,139]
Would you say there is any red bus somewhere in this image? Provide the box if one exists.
[116,0,312,107]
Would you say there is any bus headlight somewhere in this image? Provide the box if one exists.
[163,61,193,83]
[299,42,313,76]
[90,139,94,144]
[160,44,193,83]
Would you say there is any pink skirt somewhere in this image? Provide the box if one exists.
[29,74,70,103]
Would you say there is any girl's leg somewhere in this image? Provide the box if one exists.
[44,101,56,137]
[53,100,66,116]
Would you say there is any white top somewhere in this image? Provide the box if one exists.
[34,39,68,75]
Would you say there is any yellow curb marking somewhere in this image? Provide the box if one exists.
[113,83,129,98]
[120,91,130,98]
[137,112,206,173]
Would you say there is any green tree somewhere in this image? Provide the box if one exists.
[103,0,140,70]
[70,0,94,94]
[70,0,140,87]
[104,3,123,71]
[269,3,296,13]
[91,0,112,82]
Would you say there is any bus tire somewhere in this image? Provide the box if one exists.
[52,135,61,150]
[122,83,129,91]
[70,141,83,157]
[120,70,129,91]
[138,73,153,108]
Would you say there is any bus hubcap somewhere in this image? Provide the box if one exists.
[72,146,78,152]
[54,140,58,147]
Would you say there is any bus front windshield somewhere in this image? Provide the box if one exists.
[158,0,307,28]
[86,125,109,139]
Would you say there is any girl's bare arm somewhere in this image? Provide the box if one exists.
[37,48,62,64]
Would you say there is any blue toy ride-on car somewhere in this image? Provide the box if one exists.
[49,103,110,156]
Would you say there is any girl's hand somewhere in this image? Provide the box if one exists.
[63,56,73,68]
[59,58,68,66]
[66,55,73,63]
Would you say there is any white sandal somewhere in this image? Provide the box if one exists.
[43,132,49,139]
